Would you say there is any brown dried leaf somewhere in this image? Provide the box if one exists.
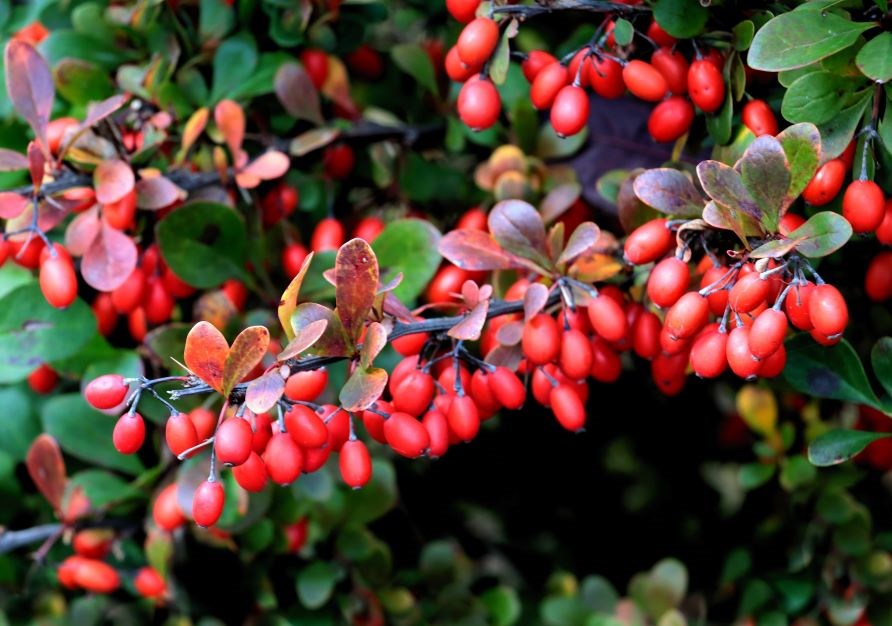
[335,238,379,343]
[278,252,314,341]
[26,434,66,512]
[360,321,387,369]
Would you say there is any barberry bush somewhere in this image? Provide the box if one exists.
[0,0,891,624]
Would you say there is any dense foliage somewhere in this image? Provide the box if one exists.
[0,0,891,625]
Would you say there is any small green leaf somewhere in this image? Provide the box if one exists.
[780,455,818,490]
[0,387,38,462]
[296,561,344,609]
[339,367,387,412]
[739,463,776,490]
[613,19,634,46]
[705,87,733,145]
[489,26,513,85]
[69,470,140,507]
[696,161,763,223]
[482,586,521,626]
[733,20,755,51]
[343,459,397,524]
[156,202,249,289]
[856,32,892,83]
[200,0,234,43]
[54,59,114,107]
[652,0,708,38]
[817,95,871,160]
[781,71,855,125]
[878,96,892,154]
[871,337,892,399]
[786,211,852,258]
[390,43,437,94]
[748,10,873,71]
[537,124,588,159]
[210,32,258,103]
[784,335,881,408]
[777,122,821,204]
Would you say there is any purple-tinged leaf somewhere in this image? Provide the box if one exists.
[136,176,185,210]
[696,160,764,224]
[448,300,489,341]
[5,41,53,152]
[360,322,387,369]
[558,222,601,266]
[540,182,582,222]
[94,159,135,204]
[335,239,379,343]
[339,366,387,412]
[749,237,801,259]
[488,200,552,270]
[64,206,101,255]
[81,223,138,291]
[278,252,314,341]
[632,168,705,217]
[245,370,286,414]
[738,136,790,232]
[523,283,549,321]
[292,302,351,357]
[0,148,28,171]
[275,62,323,125]
[278,318,328,361]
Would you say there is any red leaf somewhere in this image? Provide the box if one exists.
[81,223,138,291]
[540,183,582,222]
[338,366,387,412]
[214,99,245,160]
[183,321,229,394]
[360,321,387,368]
[448,299,489,341]
[61,95,128,158]
[64,205,101,255]
[523,283,549,320]
[292,302,351,357]
[222,326,270,396]
[484,343,523,369]
[275,62,323,125]
[0,148,28,171]
[278,252,315,341]
[136,176,184,210]
[0,192,29,219]
[495,320,523,346]
[335,238,379,343]
[383,292,415,322]
[4,40,54,153]
[488,199,551,269]
[438,229,523,271]
[27,141,45,190]
[245,369,286,414]
[235,151,290,189]
[557,222,601,265]
[94,159,135,204]
[278,318,328,361]
[26,434,67,513]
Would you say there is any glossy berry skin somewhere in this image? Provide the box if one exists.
[778,212,806,236]
[785,281,815,330]
[550,85,589,137]
[426,265,470,302]
[285,405,329,449]
[74,559,120,594]
[866,252,892,302]
[802,159,846,206]
[664,292,709,340]
[113,413,145,454]
[647,257,689,308]
[39,245,77,309]
[842,180,885,233]
[749,308,788,359]
[447,394,480,442]
[423,410,450,458]
[742,99,778,136]
[299,49,329,89]
[134,567,166,600]
[457,76,501,131]
[522,313,561,365]
[263,433,304,485]
[690,326,728,378]
[85,374,128,409]
[261,183,298,226]
[323,144,355,179]
[190,407,218,442]
[340,440,372,488]
[283,243,309,279]
[687,60,724,113]
[631,310,662,360]
[285,518,309,553]
[559,328,594,380]
[624,219,674,265]
[589,336,622,383]
[726,326,760,379]
[550,385,586,432]
[393,370,435,416]
[647,96,694,143]
[488,366,525,409]
[284,368,328,402]
[111,267,146,314]
[456,17,499,67]
[531,62,569,110]
[72,529,113,559]
[522,50,558,82]
[214,417,253,466]
[587,295,628,343]
[153,483,186,531]
[232,451,268,492]
[104,189,137,230]
[622,60,668,102]
[311,217,345,252]
[588,56,625,99]
[353,215,385,242]
[647,20,676,46]
[192,479,225,528]
[384,412,430,458]
[165,412,199,457]
[759,344,787,378]
[447,0,480,23]
[445,46,480,82]
[809,284,848,337]
[143,276,175,325]
[650,47,688,94]
[58,556,87,589]
[878,199,892,244]
[567,49,592,88]
[652,352,687,396]
[728,273,769,313]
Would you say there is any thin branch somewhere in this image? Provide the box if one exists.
[493,0,650,18]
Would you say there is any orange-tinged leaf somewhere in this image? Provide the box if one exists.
[184,321,229,393]
[180,107,209,160]
[339,366,387,412]
[26,434,66,512]
[235,150,290,189]
[736,385,778,437]
[278,318,328,361]
[5,40,53,153]
[278,251,314,341]
[569,253,624,283]
[335,238,379,343]
[448,299,489,341]
[360,321,387,369]
[214,99,245,159]
[321,56,356,115]
[245,369,285,414]
[94,159,135,204]
[222,326,270,396]
[292,302,351,357]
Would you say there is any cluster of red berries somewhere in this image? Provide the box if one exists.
[57,528,166,601]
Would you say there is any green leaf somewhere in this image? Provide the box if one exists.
[776,123,821,204]
[0,387,38,462]
[69,470,140,507]
[817,95,871,160]
[537,124,587,159]
[489,27,513,86]
[541,597,589,626]
[696,160,762,223]
[41,394,144,475]
[229,52,293,101]
[733,20,755,51]
[720,548,751,584]
[296,561,344,609]
[856,32,892,83]
[780,455,818,490]
[210,32,258,103]
[200,0,234,42]
[372,219,441,303]
[41,30,135,70]
[787,211,852,258]
[579,575,618,612]
[156,201,248,289]
[785,335,881,408]
[343,459,396,524]
[53,59,114,107]
[871,337,892,399]
[482,586,522,626]
[613,18,634,47]
[739,135,791,232]
[652,0,708,38]
[775,579,814,614]
[339,367,387,412]
[739,463,775,490]
[390,43,437,94]
[878,96,892,155]
[748,10,873,71]
[781,72,854,124]
[705,87,733,145]
[0,284,96,383]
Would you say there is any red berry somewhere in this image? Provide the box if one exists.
[650,47,689,95]
[652,352,688,396]
[300,49,329,89]
[353,215,385,242]
[687,59,724,113]
[153,483,186,531]
[778,212,806,236]
[233,451,269,492]
[323,144,355,180]
[58,556,87,589]
[587,295,628,343]
[384,412,430,458]
[842,180,885,233]
[446,0,480,23]
[647,96,694,143]
[447,393,480,442]
[74,559,120,594]
[143,276,174,325]
[322,405,350,451]
[784,281,814,330]
[445,45,480,82]
[588,56,625,99]
[166,411,199,457]
[39,245,77,309]
[550,85,589,137]
[134,566,166,599]
[522,50,558,82]
[190,407,218,442]
[809,283,848,337]
[759,343,787,378]
[85,374,128,409]
[742,99,778,136]
[726,325,760,379]
[589,336,622,383]
[393,369,435,416]
[339,439,372,488]
[214,417,253,466]
[647,257,690,308]
[877,199,892,244]
[531,61,570,110]
[748,308,788,359]
[423,409,450,458]
[456,17,499,67]
[285,405,329,449]
[647,21,676,47]
[426,265,470,302]
[866,252,892,302]
[622,60,668,102]
[221,279,248,310]
[802,159,846,206]
[111,267,146,314]
[470,369,501,414]
[72,529,113,559]
[284,367,329,402]
[263,433,304,485]
[631,310,662,360]
[283,243,309,279]
[664,292,710,340]
[104,189,137,230]
[728,272,769,313]
[550,385,586,432]
[113,413,145,454]
[310,217,345,252]
[392,329,429,356]
[689,326,728,378]
[192,479,225,527]
[488,366,525,410]
[250,411,273,454]
[624,219,674,265]
[557,328,593,380]
[522,313,561,365]
[285,518,309,552]
[458,76,501,131]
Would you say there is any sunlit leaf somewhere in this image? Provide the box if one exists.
[184,321,229,394]
[222,326,269,396]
